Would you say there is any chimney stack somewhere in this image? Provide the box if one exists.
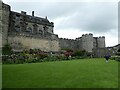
[45,16,47,19]
[32,11,34,17]
[21,11,26,15]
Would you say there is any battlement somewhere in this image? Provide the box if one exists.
[89,33,93,36]
[59,38,76,41]
[98,36,105,38]
[102,36,105,38]
[82,33,93,37]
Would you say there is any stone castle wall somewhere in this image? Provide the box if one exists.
[5,3,59,52]
[1,2,10,46]
[59,38,79,50]
[59,33,106,52]
[8,35,60,52]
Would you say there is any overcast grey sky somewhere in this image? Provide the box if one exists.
[3,0,119,47]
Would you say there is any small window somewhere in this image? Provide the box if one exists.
[26,27,32,33]
[15,26,20,32]
[16,16,20,20]
[38,30,42,34]
[16,14,20,17]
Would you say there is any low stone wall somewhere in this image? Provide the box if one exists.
[8,36,60,52]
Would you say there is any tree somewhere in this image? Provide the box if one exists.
[2,44,12,55]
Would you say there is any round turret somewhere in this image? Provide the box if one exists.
[81,33,93,52]
[97,36,105,48]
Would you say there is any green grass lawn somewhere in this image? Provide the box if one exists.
[2,58,118,88]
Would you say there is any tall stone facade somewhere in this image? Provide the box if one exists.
[1,2,60,52]
[0,2,10,47]
[1,2,106,53]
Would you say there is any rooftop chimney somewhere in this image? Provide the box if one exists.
[32,11,34,17]
[45,16,47,19]
[21,11,26,15]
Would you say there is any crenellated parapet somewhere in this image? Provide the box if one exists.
[97,36,105,38]
[82,33,93,37]
[59,38,77,41]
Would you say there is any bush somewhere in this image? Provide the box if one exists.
[2,44,12,55]
[2,48,93,64]
[74,50,86,56]
[110,56,120,62]
[38,53,48,59]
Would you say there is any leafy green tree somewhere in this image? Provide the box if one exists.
[2,44,12,55]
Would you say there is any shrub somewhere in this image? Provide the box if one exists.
[74,50,86,56]
[37,53,48,59]
[2,44,12,55]
[110,56,120,62]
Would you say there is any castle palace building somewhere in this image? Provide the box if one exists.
[1,2,106,53]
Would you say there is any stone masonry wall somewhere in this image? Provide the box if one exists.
[1,2,10,46]
[8,36,60,52]
[97,36,105,48]
[81,34,93,52]
[59,38,79,50]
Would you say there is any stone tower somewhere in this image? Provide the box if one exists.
[0,2,10,46]
[81,33,93,52]
[97,36,105,48]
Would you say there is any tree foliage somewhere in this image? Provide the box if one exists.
[2,44,12,55]
[74,50,86,56]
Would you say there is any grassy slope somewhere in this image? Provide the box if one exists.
[2,58,118,88]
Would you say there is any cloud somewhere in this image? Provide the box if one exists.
[53,2,118,33]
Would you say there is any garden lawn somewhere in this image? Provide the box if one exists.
[2,58,118,88]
